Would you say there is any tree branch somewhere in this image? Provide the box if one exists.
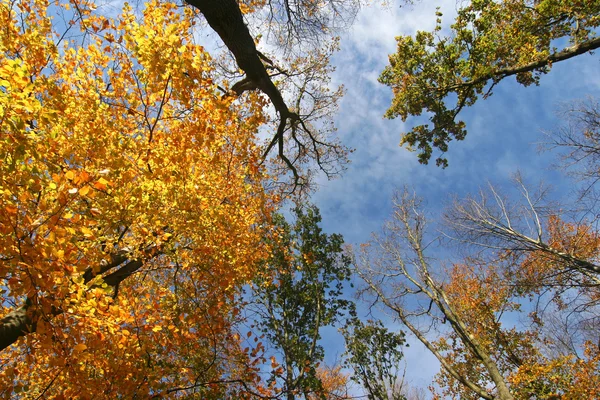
[447,36,600,94]
[186,0,308,189]
[0,246,159,352]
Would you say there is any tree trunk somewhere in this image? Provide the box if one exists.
[0,257,146,351]
[185,0,290,114]
[0,304,35,351]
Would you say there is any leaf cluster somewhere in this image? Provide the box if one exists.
[380,0,600,166]
[342,319,407,400]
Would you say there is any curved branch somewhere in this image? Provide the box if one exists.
[0,247,159,352]
[446,37,600,94]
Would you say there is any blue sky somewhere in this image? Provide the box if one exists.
[307,0,600,392]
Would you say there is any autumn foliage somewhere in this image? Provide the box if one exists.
[355,187,600,400]
[0,0,276,396]
[436,251,600,400]
[380,0,600,166]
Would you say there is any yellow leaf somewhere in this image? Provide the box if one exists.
[81,227,93,238]
[5,205,17,215]
[79,185,90,196]
[65,170,75,180]
[74,343,87,352]
[94,180,107,190]
[152,326,162,332]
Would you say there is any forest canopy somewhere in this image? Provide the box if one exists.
[1,0,599,398]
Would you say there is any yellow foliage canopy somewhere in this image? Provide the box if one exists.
[0,0,276,396]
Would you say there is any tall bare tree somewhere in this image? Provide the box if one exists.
[356,189,515,400]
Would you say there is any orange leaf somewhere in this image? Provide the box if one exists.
[73,343,87,352]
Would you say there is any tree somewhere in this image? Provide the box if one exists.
[341,319,407,400]
[1,0,363,394]
[544,97,600,196]
[379,0,600,167]
[255,0,361,52]
[250,205,354,399]
[445,177,600,386]
[356,189,515,400]
[355,188,600,400]
[0,0,281,396]
[308,365,352,400]
[0,0,360,376]
[445,175,600,284]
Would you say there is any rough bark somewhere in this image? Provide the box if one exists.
[186,0,288,112]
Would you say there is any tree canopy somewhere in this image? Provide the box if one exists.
[250,205,354,399]
[356,182,600,399]
[0,0,281,395]
[380,0,600,166]
[2,0,600,398]
[354,105,600,398]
